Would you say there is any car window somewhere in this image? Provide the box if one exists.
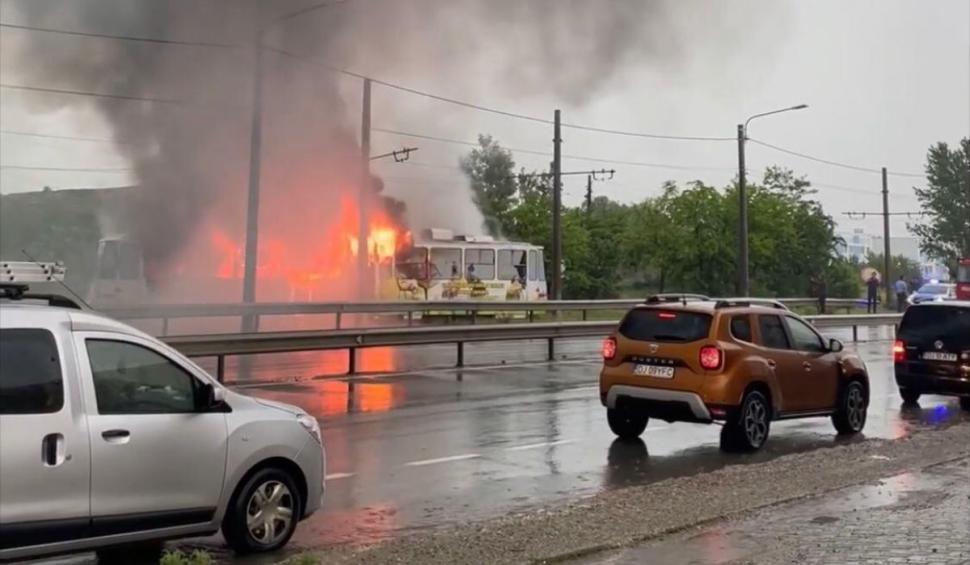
[619,309,712,342]
[86,339,201,415]
[758,315,790,350]
[899,305,970,347]
[0,329,64,414]
[730,315,753,342]
[786,317,826,352]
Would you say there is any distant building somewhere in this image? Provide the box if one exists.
[835,228,871,262]
[870,236,921,264]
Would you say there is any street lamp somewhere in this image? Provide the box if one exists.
[736,104,808,296]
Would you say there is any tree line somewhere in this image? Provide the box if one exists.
[460,135,969,300]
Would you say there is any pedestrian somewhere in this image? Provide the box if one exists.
[866,272,880,313]
[818,275,828,315]
[894,276,909,312]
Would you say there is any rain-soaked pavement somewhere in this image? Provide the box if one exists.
[21,326,970,564]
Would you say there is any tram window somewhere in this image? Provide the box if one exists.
[430,248,462,280]
[528,251,537,281]
[464,249,495,280]
[537,251,546,281]
[396,246,428,279]
[498,249,527,281]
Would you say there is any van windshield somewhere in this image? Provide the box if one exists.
[899,305,970,346]
[619,309,712,342]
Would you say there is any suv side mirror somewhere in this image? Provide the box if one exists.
[829,338,844,353]
[198,383,227,411]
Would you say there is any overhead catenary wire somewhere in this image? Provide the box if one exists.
[0,129,118,143]
[748,138,925,178]
[0,22,239,48]
[0,83,181,105]
[0,165,132,172]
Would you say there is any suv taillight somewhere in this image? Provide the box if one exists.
[602,337,617,360]
[893,340,906,363]
[699,346,722,370]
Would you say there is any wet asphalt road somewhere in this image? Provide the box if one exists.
[22,325,970,564]
[223,325,970,551]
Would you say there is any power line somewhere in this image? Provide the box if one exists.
[0,129,118,143]
[0,22,239,48]
[0,83,180,104]
[372,127,737,172]
[1,165,131,172]
[842,211,925,219]
[749,138,925,178]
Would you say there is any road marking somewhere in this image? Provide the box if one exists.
[325,472,355,480]
[643,426,669,433]
[404,453,481,467]
[505,439,576,451]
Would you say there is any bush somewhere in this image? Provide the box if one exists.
[159,549,214,565]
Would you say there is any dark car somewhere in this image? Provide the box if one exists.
[894,301,970,410]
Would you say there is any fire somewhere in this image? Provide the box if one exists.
[208,196,409,299]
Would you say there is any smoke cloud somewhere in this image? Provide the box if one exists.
[1,0,784,300]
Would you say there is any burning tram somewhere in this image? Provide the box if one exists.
[383,229,547,302]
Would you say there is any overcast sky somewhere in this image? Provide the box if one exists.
[1,0,968,241]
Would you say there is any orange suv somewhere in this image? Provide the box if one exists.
[599,296,870,451]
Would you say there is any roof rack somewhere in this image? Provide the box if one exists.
[1,261,66,283]
[0,282,84,310]
[644,293,711,305]
[713,298,788,311]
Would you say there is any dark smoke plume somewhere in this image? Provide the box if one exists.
[1,0,785,299]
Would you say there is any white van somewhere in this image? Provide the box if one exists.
[0,283,325,561]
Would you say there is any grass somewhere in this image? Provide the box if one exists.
[159,550,215,565]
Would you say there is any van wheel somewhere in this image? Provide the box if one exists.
[607,408,648,439]
[721,390,770,452]
[223,467,302,554]
[960,397,970,412]
[833,380,868,435]
[900,388,921,405]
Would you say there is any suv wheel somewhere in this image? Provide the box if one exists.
[900,388,921,405]
[960,397,970,412]
[607,408,648,440]
[832,380,868,435]
[721,390,770,452]
[223,467,302,554]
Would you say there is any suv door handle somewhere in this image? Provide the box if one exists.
[101,429,130,441]
[766,360,777,368]
[802,361,812,371]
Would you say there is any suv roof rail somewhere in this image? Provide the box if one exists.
[714,298,788,310]
[1,261,66,283]
[0,282,84,310]
[644,293,711,305]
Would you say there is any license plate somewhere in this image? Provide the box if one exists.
[922,351,957,362]
[634,364,675,378]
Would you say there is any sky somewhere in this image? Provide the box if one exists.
[1,0,968,242]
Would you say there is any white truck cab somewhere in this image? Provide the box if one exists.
[0,281,325,561]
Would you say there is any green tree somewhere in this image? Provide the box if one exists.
[459,135,518,236]
[910,138,970,274]
[863,251,922,285]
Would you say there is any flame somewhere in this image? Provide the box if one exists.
[208,196,409,299]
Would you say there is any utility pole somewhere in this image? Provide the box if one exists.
[241,35,265,331]
[882,167,892,310]
[551,109,563,300]
[358,78,372,296]
[585,174,593,218]
[737,123,749,296]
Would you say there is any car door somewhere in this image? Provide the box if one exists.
[755,314,804,413]
[0,326,91,550]
[783,316,840,412]
[73,332,228,534]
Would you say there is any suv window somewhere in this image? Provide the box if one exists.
[86,340,201,414]
[0,329,64,414]
[758,315,790,349]
[730,315,753,342]
[619,309,712,342]
[786,317,826,352]
[899,305,970,347]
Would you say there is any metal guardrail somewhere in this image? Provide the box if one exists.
[163,313,901,382]
[105,297,865,334]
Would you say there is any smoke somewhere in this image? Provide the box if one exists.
[1,0,785,300]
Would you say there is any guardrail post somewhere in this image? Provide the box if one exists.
[471,311,477,325]
[852,325,858,342]
[216,355,225,383]
[457,342,465,368]
[528,310,534,323]
[347,347,356,374]
[547,338,555,361]
[161,317,169,337]
[407,311,413,326]
[582,309,588,321]
[336,312,343,330]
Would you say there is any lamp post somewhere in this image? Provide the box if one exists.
[736,104,808,296]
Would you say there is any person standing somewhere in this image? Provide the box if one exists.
[866,272,880,313]
[894,276,909,312]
